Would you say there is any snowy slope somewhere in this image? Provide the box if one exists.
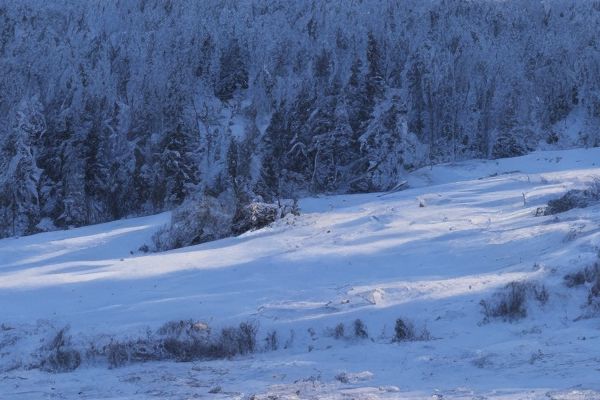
[3,149,600,399]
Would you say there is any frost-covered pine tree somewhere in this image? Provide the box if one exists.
[0,98,45,236]
[159,123,200,208]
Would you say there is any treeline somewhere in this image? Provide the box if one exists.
[1,0,600,238]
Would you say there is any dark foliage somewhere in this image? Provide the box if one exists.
[353,319,368,339]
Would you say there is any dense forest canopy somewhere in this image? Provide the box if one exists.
[1,0,600,238]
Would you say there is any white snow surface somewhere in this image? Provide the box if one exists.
[2,148,600,399]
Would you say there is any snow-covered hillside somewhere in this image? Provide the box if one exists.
[2,149,600,399]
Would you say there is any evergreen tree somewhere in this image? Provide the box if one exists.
[159,124,199,207]
[0,98,47,236]
[346,57,371,138]
[366,32,384,102]
[309,81,355,192]
[257,106,289,201]
[215,39,249,102]
[82,100,110,223]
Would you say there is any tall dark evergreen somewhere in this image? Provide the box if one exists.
[159,124,199,208]
[0,99,44,236]
[215,39,249,102]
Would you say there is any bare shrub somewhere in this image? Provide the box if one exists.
[588,274,600,306]
[41,327,81,373]
[214,327,238,358]
[562,263,600,313]
[333,323,345,339]
[542,179,600,216]
[157,319,210,341]
[283,330,295,349]
[393,318,414,342]
[472,354,494,369]
[105,320,259,368]
[208,386,222,394]
[237,321,258,354]
[232,202,279,234]
[152,196,299,251]
[232,200,300,235]
[533,284,549,305]
[264,330,278,351]
[213,321,258,358]
[392,318,429,342]
[335,372,350,383]
[152,195,234,251]
[480,281,549,322]
[353,319,368,339]
[106,341,129,368]
[480,282,528,321]
[564,270,587,288]
[564,263,599,288]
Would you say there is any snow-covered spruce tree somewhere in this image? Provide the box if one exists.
[308,80,355,192]
[0,98,45,236]
[158,123,200,209]
[356,96,426,192]
[81,99,111,224]
[215,38,249,102]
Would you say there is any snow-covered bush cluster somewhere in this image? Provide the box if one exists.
[4,320,262,372]
[542,179,600,216]
[151,195,234,251]
[152,195,297,251]
[563,262,600,313]
[2,1,600,238]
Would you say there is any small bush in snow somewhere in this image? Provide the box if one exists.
[152,196,299,251]
[157,319,210,339]
[480,282,528,321]
[264,330,278,351]
[208,386,222,394]
[213,321,258,358]
[335,372,351,384]
[232,202,278,234]
[542,179,600,216]
[105,320,260,368]
[393,318,415,341]
[232,199,300,235]
[533,284,549,305]
[236,321,259,354]
[588,274,600,307]
[472,353,494,369]
[283,330,295,349]
[564,263,599,288]
[353,319,368,339]
[40,327,81,373]
[152,195,234,251]
[333,323,345,339]
[106,341,130,368]
[561,263,600,312]
[392,318,429,342]
[480,281,549,322]
[564,270,587,288]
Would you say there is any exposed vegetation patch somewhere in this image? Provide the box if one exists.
[392,318,430,342]
[152,197,299,251]
[564,263,599,288]
[38,326,81,373]
[105,320,260,368]
[480,281,549,322]
[564,262,600,313]
[538,179,600,216]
